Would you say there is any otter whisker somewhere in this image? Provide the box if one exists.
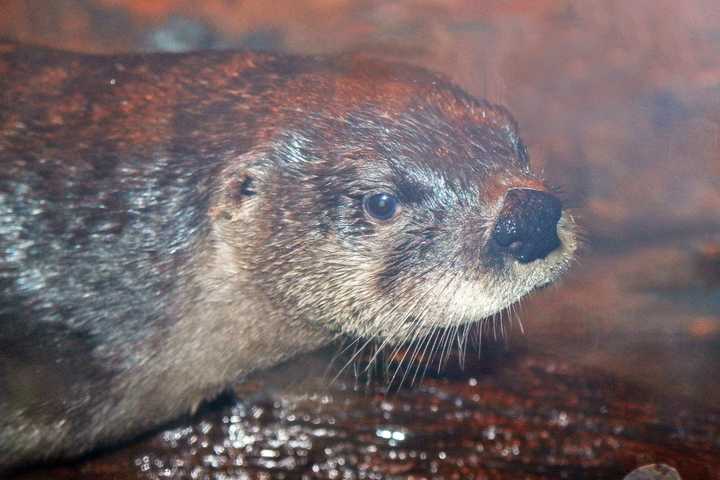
[393,323,435,388]
[438,322,458,373]
[412,326,441,386]
[363,277,442,379]
[516,296,527,335]
[388,275,451,388]
[500,305,507,342]
[330,335,373,384]
[458,321,471,369]
[405,271,458,383]
[330,269,435,383]
[368,264,452,373]
[454,277,474,369]
[401,326,430,387]
[369,286,433,358]
[411,295,455,385]
[340,273,441,386]
[389,303,436,387]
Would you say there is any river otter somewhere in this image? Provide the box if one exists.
[0,42,577,468]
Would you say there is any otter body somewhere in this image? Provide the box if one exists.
[0,42,576,467]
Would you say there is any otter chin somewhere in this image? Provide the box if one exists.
[0,41,577,468]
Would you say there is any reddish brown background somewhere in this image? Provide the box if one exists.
[2,1,719,479]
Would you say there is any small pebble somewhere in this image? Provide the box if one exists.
[623,463,682,480]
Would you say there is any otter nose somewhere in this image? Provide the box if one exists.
[492,188,562,264]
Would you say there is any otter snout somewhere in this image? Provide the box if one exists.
[491,188,562,263]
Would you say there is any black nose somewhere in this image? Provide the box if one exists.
[492,188,562,264]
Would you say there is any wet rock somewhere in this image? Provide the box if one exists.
[624,463,682,480]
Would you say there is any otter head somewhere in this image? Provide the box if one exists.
[216,59,578,346]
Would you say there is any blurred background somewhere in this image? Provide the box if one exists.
[3,1,719,479]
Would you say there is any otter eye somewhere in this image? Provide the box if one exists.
[363,193,399,221]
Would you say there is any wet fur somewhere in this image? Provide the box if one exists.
[0,42,575,467]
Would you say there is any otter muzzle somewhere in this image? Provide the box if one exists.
[491,188,562,263]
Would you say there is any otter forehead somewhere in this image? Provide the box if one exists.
[268,86,526,192]
[343,105,528,189]
[270,109,529,206]
[259,54,527,180]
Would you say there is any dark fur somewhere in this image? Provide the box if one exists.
[0,42,569,468]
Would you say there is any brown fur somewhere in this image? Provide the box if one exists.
[0,42,576,468]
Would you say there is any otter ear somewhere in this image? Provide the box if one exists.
[211,155,269,223]
[226,173,258,202]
